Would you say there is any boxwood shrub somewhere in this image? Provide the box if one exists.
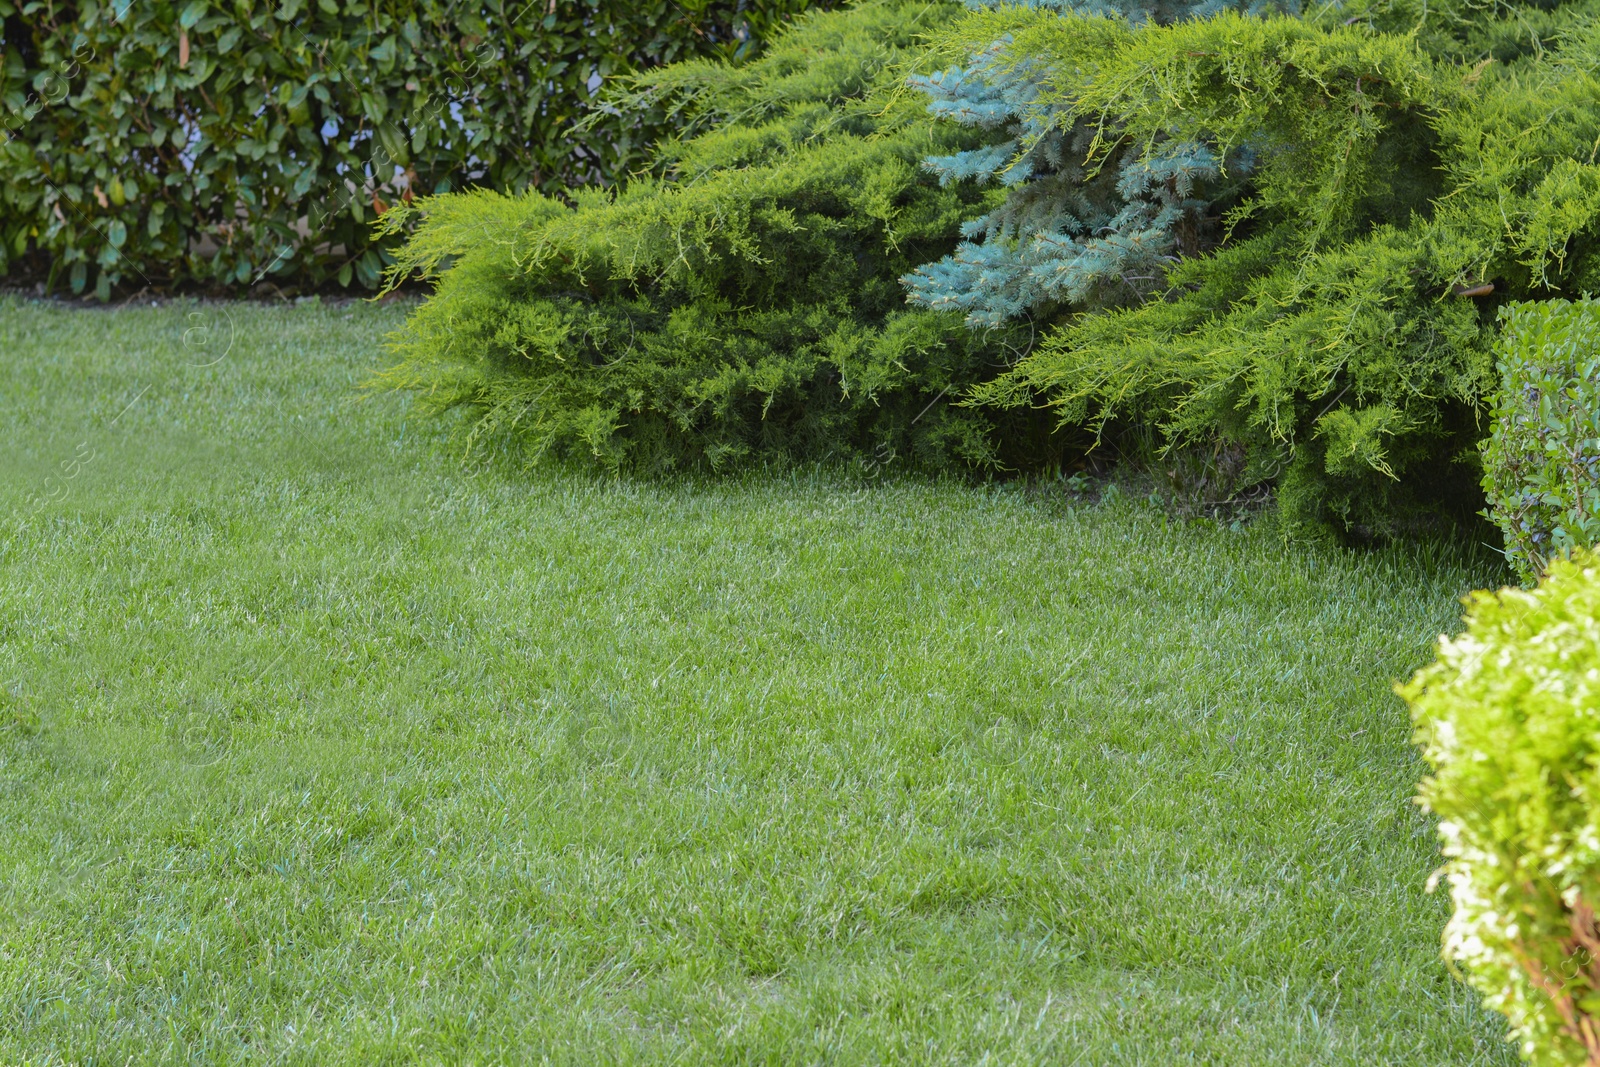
[1401,553,1600,1067]
[0,0,830,296]
[1482,299,1600,582]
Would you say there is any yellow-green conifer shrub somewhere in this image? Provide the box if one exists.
[372,0,1050,475]
[1401,553,1600,1066]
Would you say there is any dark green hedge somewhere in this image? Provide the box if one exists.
[0,0,829,297]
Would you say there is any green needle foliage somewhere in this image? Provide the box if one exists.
[373,0,1054,475]
[379,0,1600,533]
[970,0,1600,538]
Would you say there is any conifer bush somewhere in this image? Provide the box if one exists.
[381,0,1600,528]
[373,0,1047,473]
[374,0,1260,474]
[963,0,1600,537]
[1483,299,1600,583]
[1402,553,1600,1067]
[901,0,1291,327]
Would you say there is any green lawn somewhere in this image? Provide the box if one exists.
[1,297,1513,1064]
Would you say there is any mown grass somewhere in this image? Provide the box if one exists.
[0,297,1514,1065]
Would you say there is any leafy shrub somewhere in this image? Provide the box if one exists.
[1483,299,1600,583]
[1401,553,1600,1067]
[0,0,829,296]
[960,0,1600,538]
[372,0,1056,474]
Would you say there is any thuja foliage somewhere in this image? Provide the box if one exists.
[374,0,1050,473]
[1402,553,1600,1067]
[967,0,1600,537]
[1482,300,1600,583]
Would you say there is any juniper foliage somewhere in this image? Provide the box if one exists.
[971,0,1600,537]
[374,0,1052,474]
[379,0,1600,540]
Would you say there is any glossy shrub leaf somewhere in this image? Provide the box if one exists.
[0,0,834,297]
